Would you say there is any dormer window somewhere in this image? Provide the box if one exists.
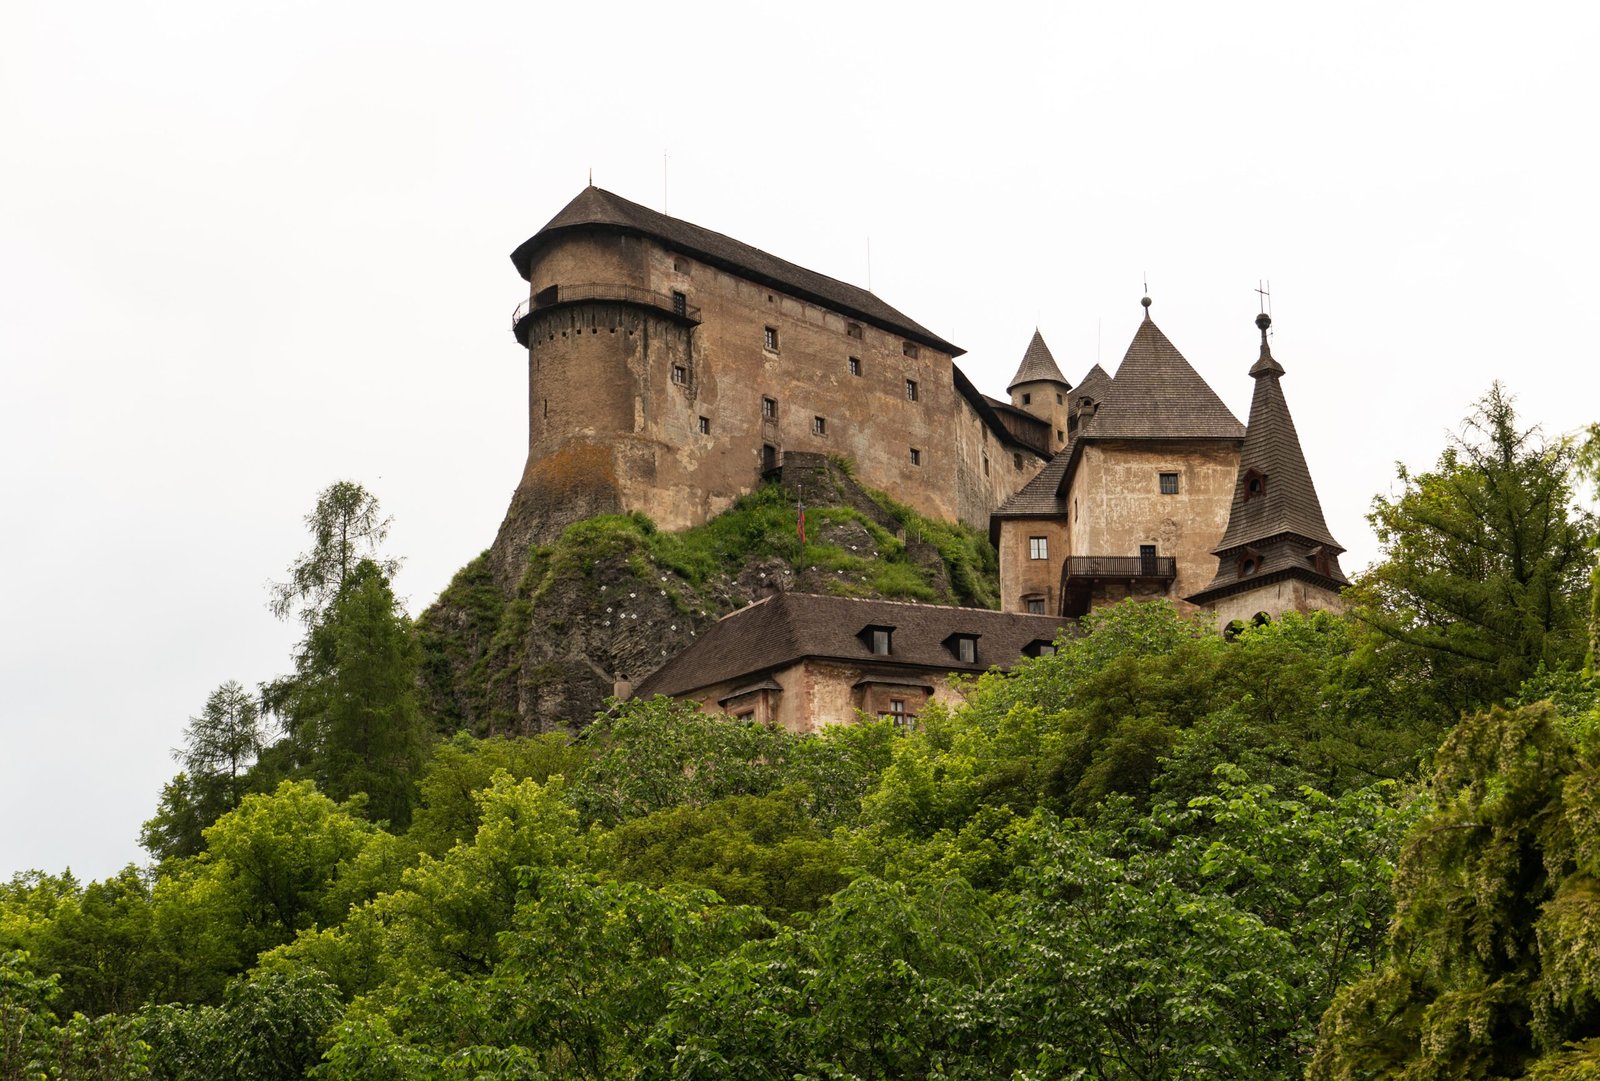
[1243,468,1267,501]
[1237,546,1262,578]
[944,633,979,665]
[859,625,895,656]
[1023,639,1057,658]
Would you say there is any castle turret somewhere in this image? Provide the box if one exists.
[1187,312,1348,625]
[1007,329,1072,451]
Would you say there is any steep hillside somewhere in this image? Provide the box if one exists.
[418,457,1000,735]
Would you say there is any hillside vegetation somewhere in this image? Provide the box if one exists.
[6,386,1600,1080]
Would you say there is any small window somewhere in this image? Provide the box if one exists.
[847,322,863,340]
[1244,469,1267,501]
[1013,453,1023,469]
[1056,430,1065,443]
[764,326,779,351]
[902,341,919,358]
[859,626,893,655]
[671,290,687,316]
[910,448,921,466]
[762,396,778,420]
[1029,536,1048,560]
[672,365,687,385]
[733,709,755,721]
[1239,556,1259,577]
[698,416,710,435]
[946,634,978,664]
[1022,392,1032,405]
[1023,636,1055,655]
[848,356,862,376]
[982,455,990,476]
[813,416,827,436]
[1026,599,1046,615]
[1056,393,1063,404]
[905,379,918,402]
[1159,472,1179,495]
[883,699,909,727]
[673,257,690,274]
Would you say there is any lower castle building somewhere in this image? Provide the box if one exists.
[495,185,1348,634]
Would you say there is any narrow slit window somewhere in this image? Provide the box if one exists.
[910,447,921,466]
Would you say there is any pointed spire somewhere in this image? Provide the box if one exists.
[1189,312,1346,605]
[1007,328,1070,391]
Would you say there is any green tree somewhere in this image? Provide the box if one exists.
[1351,385,1596,713]
[1309,699,1600,1079]
[279,561,431,828]
[269,481,399,629]
[142,682,267,862]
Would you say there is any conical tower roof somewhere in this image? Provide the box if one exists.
[1081,299,1246,441]
[1007,329,1070,391]
[1213,315,1341,553]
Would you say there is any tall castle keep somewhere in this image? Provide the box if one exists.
[493,186,1347,627]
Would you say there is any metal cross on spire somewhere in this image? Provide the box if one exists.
[1255,280,1273,316]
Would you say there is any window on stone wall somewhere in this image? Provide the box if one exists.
[764,326,779,351]
[698,416,710,435]
[672,365,687,385]
[884,698,908,726]
[1057,393,1064,404]
[1029,536,1048,560]
[906,379,918,402]
[847,322,863,339]
[673,257,691,274]
[982,455,990,476]
[902,341,919,358]
[1025,598,1046,615]
[813,416,827,436]
[1014,453,1023,469]
[1057,430,1065,443]
[849,356,861,376]
[1022,393,1032,405]
[1160,472,1179,494]
[672,291,687,316]
[762,396,777,420]
[910,448,921,466]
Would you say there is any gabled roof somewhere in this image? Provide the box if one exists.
[511,186,960,355]
[633,593,1069,699]
[1078,303,1245,442]
[1007,329,1070,391]
[1212,317,1343,553]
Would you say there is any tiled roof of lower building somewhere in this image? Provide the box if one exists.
[633,593,1070,699]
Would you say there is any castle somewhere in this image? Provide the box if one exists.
[493,185,1348,636]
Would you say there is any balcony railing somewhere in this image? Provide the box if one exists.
[512,283,702,344]
[1063,555,1177,581]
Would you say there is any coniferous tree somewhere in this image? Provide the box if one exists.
[1351,384,1596,713]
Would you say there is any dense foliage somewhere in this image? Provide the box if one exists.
[8,387,1600,1079]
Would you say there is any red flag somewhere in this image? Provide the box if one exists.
[797,501,806,545]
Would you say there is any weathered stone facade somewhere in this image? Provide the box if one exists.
[490,188,1046,587]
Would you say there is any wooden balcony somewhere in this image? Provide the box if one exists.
[1060,554,1177,617]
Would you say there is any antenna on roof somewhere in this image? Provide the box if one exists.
[866,236,872,293]
[587,167,593,188]
[662,151,668,214]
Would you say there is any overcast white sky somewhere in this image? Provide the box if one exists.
[4,1,1597,880]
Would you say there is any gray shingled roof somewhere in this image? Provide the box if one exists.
[1212,328,1342,553]
[633,593,1069,699]
[1079,309,1245,442]
[511,186,960,355]
[1007,329,1070,391]
[1073,363,1114,407]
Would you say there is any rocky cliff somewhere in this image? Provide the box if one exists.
[417,455,1000,735]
